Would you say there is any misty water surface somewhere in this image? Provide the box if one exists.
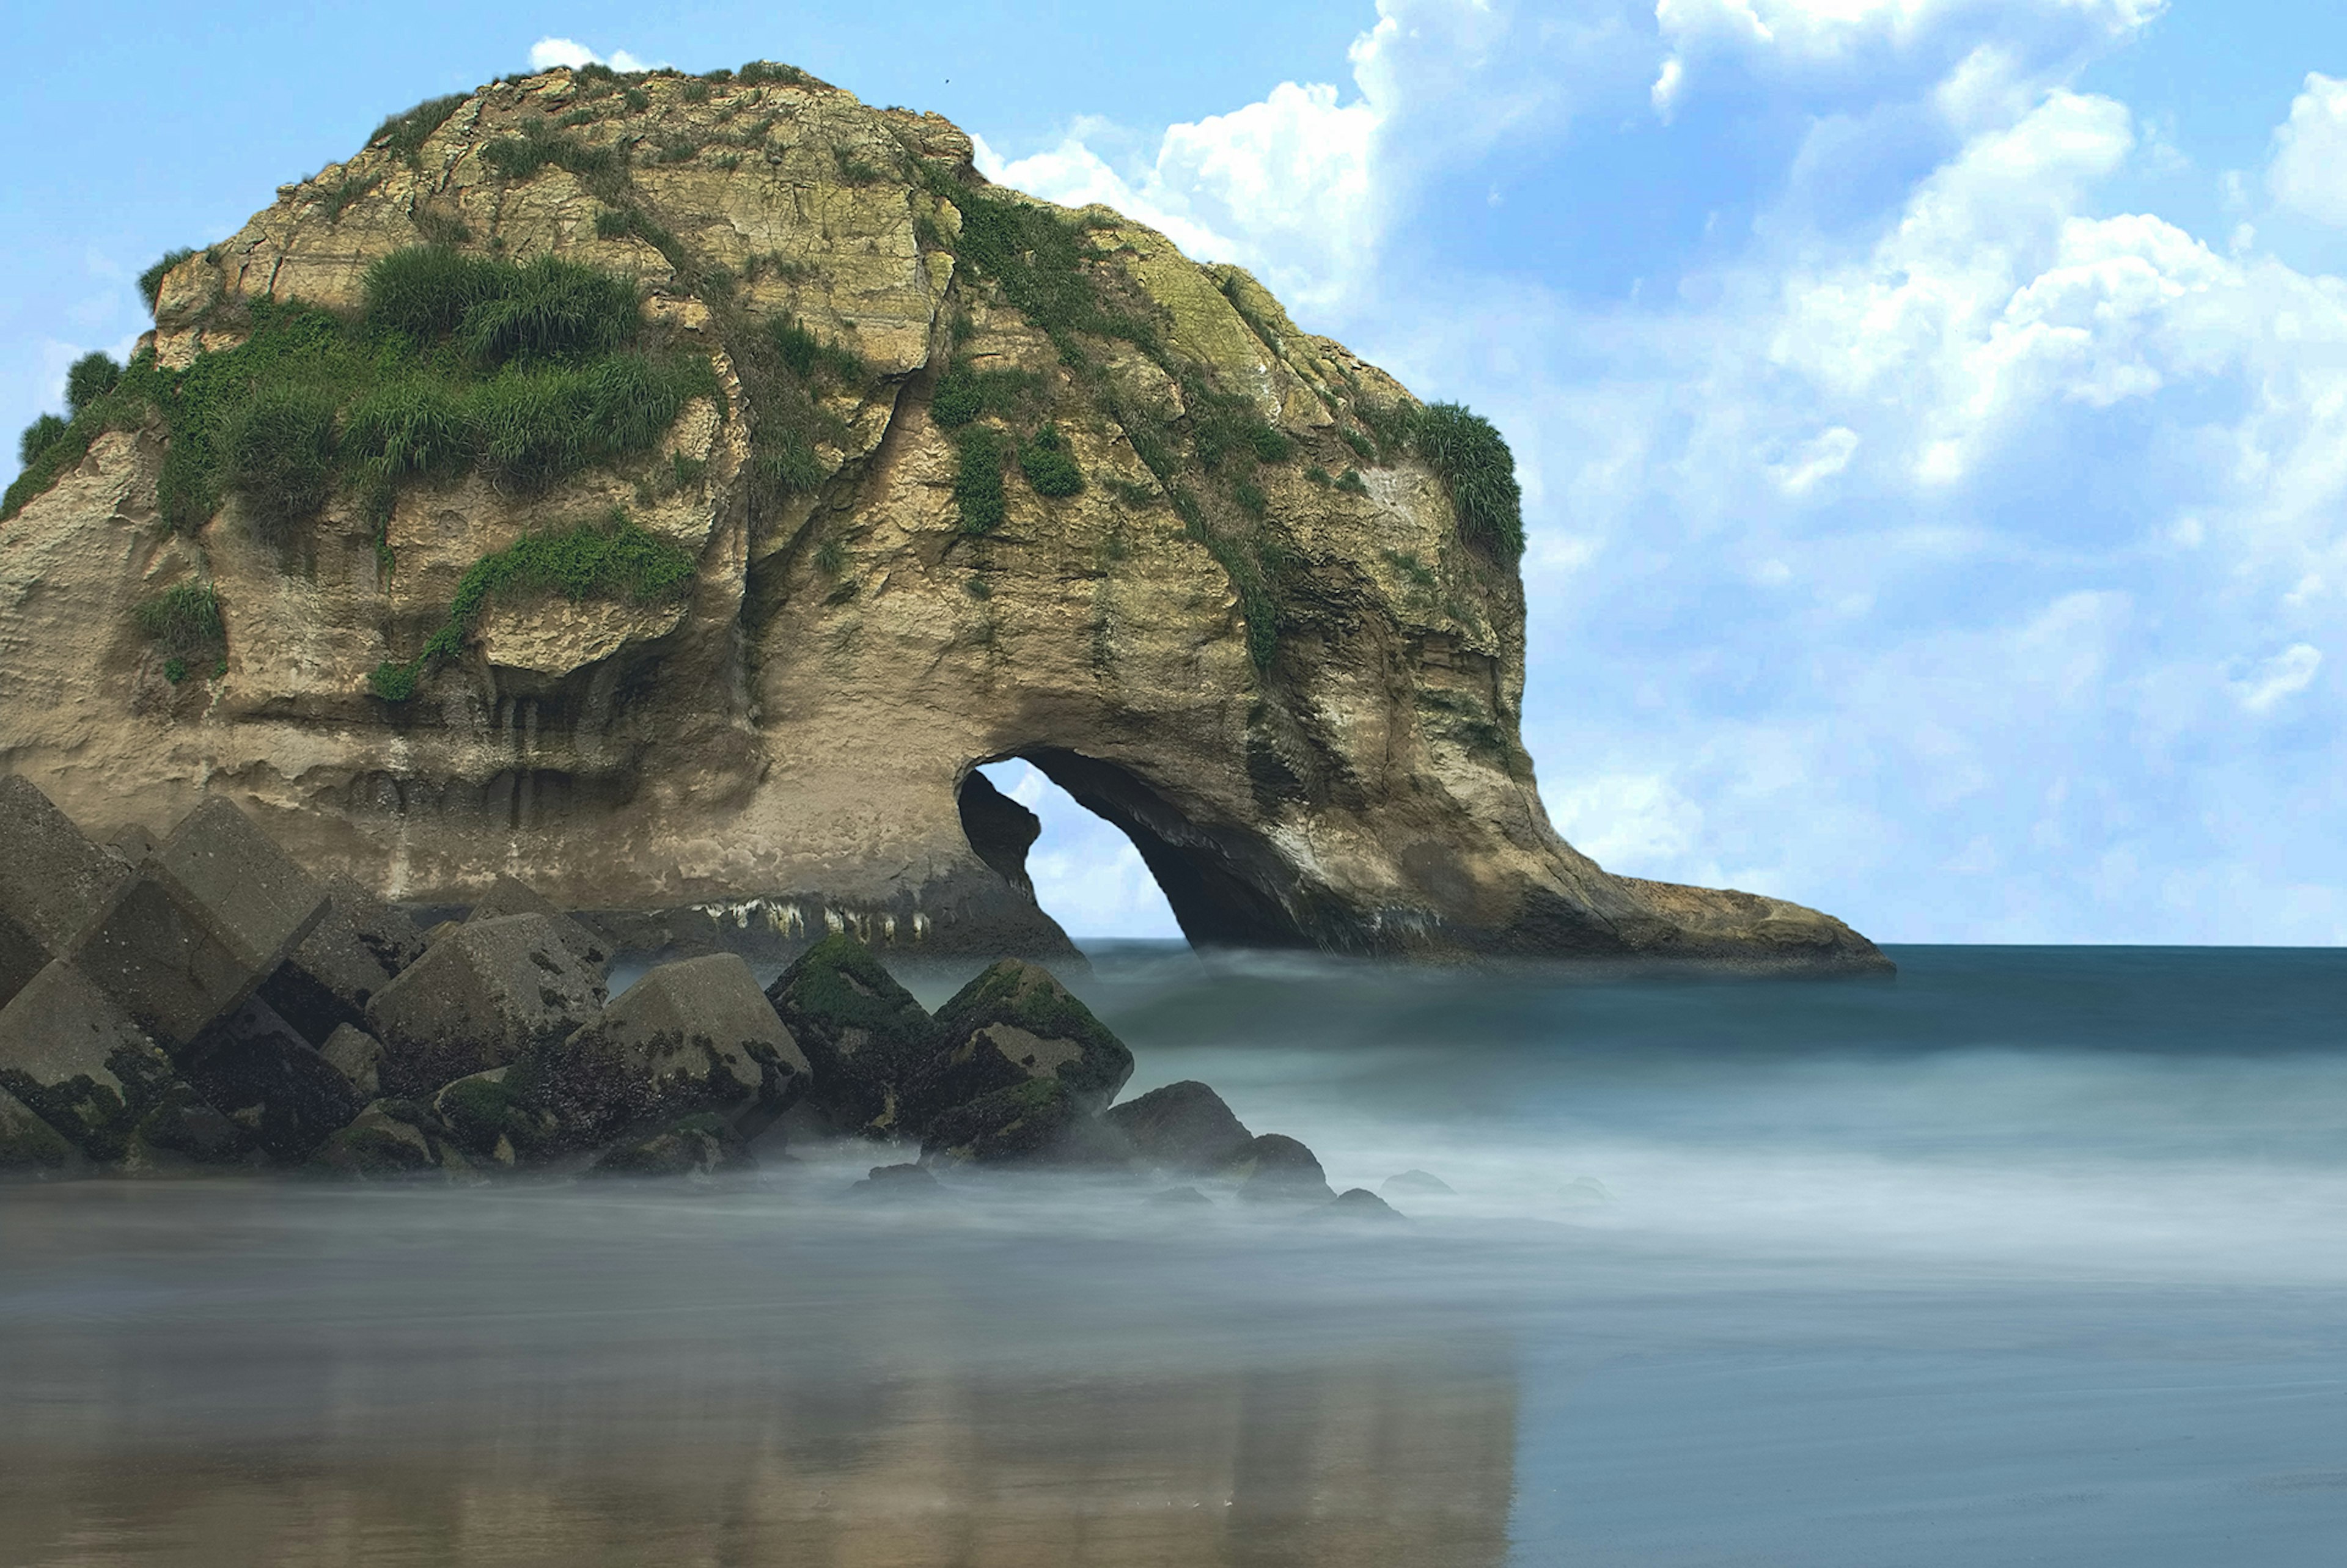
[2,945,2343,1566]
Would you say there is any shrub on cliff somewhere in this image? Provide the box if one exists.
[1413,401,1523,560]
[139,248,196,312]
[66,353,122,417]
[953,427,1007,535]
[1018,424,1084,497]
[219,386,338,540]
[17,414,66,469]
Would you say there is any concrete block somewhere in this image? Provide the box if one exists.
[0,775,131,1009]
[365,914,604,1097]
[256,878,422,1044]
[180,995,362,1163]
[73,796,328,1054]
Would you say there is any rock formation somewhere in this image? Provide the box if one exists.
[0,60,1885,973]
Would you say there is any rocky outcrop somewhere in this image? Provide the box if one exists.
[0,62,1885,973]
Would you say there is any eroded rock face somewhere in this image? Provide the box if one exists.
[0,64,1887,975]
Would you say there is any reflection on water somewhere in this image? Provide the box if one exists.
[6,946,2347,1566]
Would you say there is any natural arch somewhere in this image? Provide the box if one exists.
[957,748,1317,951]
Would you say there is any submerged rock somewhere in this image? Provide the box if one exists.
[765,934,935,1138]
[910,959,1133,1131]
[308,1098,474,1179]
[1227,1133,1335,1204]
[849,1162,942,1200]
[1317,1187,1405,1222]
[0,1082,80,1178]
[1382,1169,1455,1197]
[430,1068,557,1167]
[921,1077,1092,1169]
[1144,1184,1214,1207]
[365,914,604,1097]
[586,1113,752,1179]
[1104,1080,1255,1174]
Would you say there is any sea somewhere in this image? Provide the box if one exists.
[2,943,2343,1566]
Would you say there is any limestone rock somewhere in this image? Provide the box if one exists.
[765,934,935,1137]
[178,995,362,1163]
[587,1112,753,1179]
[309,1098,474,1179]
[256,879,419,1044]
[1103,1080,1254,1174]
[0,1082,80,1178]
[1227,1132,1334,1204]
[910,959,1133,1131]
[528,953,809,1149]
[364,913,605,1097]
[0,64,1889,976]
[0,774,130,1009]
[318,1024,384,1098]
[72,797,328,1055]
[0,959,251,1169]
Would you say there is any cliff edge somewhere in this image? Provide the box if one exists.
[0,61,1887,973]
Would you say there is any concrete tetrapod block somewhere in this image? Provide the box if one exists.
[919,1075,1137,1171]
[318,1025,384,1099]
[180,995,362,1163]
[465,874,610,975]
[365,914,606,1098]
[0,960,252,1169]
[908,959,1134,1134]
[1103,1080,1255,1174]
[0,775,132,1010]
[257,877,424,1045]
[531,953,810,1149]
[72,796,328,1055]
[0,1082,81,1178]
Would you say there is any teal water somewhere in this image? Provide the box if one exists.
[1,946,2342,1566]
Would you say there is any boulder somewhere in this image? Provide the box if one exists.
[586,1112,753,1179]
[920,1076,1135,1170]
[1227,1132,1335,1204]
[0,959,252,1168]
[849,1162,943,1200]
[530,953,809,1148]
[0,774,131,1010]
[365,914,604,1097]
[0,1082,80,1178]
[318,1025,384,1098]
[765,933,936,1137]
[308,1098,474,1179]
[1317,1187,1405,1222]
[257,877,424,1044]
[909,959,1133,1130]
[1103,1080,1254,1174]
[431,1068,559,1167]
[1383,1169,1455,1196]
[72,796,328,1054]
[465,874,610,974]
[178,996,362,1163]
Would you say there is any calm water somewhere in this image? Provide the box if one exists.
[2,945,2344,1566]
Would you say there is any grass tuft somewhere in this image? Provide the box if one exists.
[1413,401,1523,559]
[371,94,468,166]
[133,581,226,664]
[1018,424,1084,497]
[953,427,1006,535]
[139,249,197,312]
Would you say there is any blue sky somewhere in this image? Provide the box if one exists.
[7,1,2346,944]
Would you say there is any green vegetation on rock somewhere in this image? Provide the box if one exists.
[953,427,1007,535]
[370,507,696,700]
[1018,423,1084,497]
[139,248,195,311]
[370,93,469,166]
[133,581,227,673]
[1412,401,1524,560]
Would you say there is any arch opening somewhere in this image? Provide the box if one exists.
[956,750,1317,951]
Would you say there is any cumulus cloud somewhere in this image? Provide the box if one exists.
[528,37,657,74]
[2267,73,2347,227]
[2233,645,2323,714]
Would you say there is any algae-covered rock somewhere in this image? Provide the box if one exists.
[586,1112,752,1179]
[0,1083,80,1178]
[1103,1080,1254,1174]
[430,1068,559,1167]
[308,1098,474,1180]
[365,914,604,1096]
[534,953,809,1148]
[910,959,1133,1130]
[0,959,252,1169]
[919,1076,1133,1170]
[765,934,935,1137]
[178,995,361,1163]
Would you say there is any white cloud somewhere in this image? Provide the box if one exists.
[2267,73,2347,227]
[527,37,656,74]
[2233,644,2322,714]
